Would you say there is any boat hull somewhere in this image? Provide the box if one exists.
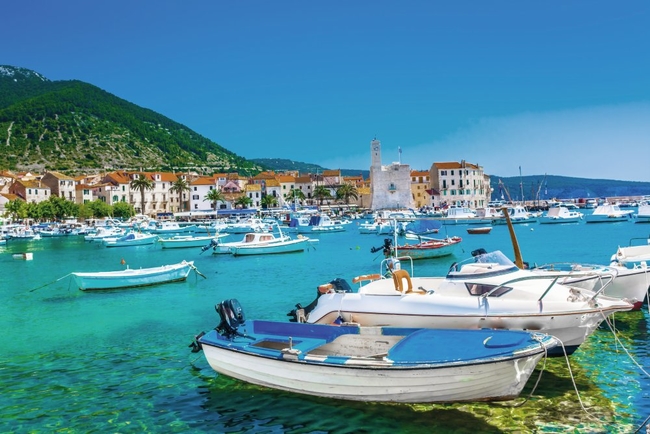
[230,238,310,256]
[198,321,555,403]
[72,261,193,290]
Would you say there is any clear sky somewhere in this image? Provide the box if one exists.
[2,1,649,181]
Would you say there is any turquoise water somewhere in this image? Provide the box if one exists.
[1,219,649,433]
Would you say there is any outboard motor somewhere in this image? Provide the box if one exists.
[471,248,487,257]
[215,298,246,338]
[200,238,220,254]
[370,238,393,256]
[287,278,352,322]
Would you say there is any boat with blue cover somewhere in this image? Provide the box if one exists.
[191,299,558,403]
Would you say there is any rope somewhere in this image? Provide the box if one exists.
[189,263,207,279]
[508,335,550,408]
[27,273,72,293]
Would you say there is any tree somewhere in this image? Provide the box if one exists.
[235,195,253,209]
[4,199,28,221]
[113,202,135,219]
[204,188,225,211]
[169,177,191,212]
[130,174,154,215]
[285,188,305,207]
[86,199,113,218]
[261,194,278,209]
[336,183,359,205]
[313,185,331,206]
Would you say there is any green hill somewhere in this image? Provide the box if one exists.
[0,65,265,175]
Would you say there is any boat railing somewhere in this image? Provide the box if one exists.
[478,270,617,304]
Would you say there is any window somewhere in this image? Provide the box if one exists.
[466,283,512,297]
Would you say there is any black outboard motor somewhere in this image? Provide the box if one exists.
[287,278,352,322]
[370,238,392,256]
[200,238,220,254]
[471,248,487,257]
[215,298,246,338]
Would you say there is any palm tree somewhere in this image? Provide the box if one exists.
[130,174,154,215]
[204,188,226,211]
[285,188,305,208]
[169,177,191,211]
[336,183,359,205]
[261,194,278,209]
[235,195,253,209]
[313,185,331,206]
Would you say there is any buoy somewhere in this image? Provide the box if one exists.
[13,252,33,260]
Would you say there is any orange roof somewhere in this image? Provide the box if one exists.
[322,169,340,176]
[245,184,262,192]
[265,179,280,187]
[277,175,295,183]
[191,177,216,186]
[434,162,480,170]
[410,170,429,176]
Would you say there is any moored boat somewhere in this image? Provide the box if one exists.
[191,299,558,403]
[71,260,196,290]
[585,203,634,223]
[158,233,228,249]
[467,226,492,234]
[103,232,159,247]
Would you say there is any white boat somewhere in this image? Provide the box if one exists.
[224,218,272,234]
[205,231,292,255]
[84,226,125,242]
[147,221,198,234]
[287,213,349,233]
[538,206,584,224]
[103,232,159,247]
[635,203,650,223]
[610,236,650,267]
[71,260,196,290]
[437,207,491,225]
[289,250,632,356]
[585,203,634,223]
[191,299,558,403]
[5,225,41,240]
[532,262,648,310]
[230,235,314,256]
[491,205,539,225]
[158,234,228,249]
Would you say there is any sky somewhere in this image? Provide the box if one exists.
[2,1,649,181]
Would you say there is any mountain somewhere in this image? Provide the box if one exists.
[250,158,369,178]
[0,65,265,175]
[492,174,650,201]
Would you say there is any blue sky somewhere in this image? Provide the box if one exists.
[2,1,649,181]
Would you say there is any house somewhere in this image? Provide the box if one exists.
[41,171,76,202]
[8,179,51,203]
[429,161,490,209]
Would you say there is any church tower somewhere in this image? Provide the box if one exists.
[370,138,381,169]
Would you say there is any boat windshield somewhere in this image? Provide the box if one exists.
[447,250,518,278]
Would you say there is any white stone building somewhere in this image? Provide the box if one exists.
[369,139,414,210]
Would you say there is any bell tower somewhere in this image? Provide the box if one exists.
[370,138,381,168]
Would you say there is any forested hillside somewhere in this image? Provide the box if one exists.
[0,65,264,175]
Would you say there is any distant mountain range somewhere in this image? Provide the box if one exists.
[2,65,649,200]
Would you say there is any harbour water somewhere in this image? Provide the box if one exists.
[1,217,649,433]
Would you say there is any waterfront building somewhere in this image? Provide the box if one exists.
[189,176,217,212]
[8,179,51,204]
[410,170,433,209]
[429,161,491,209]
[369,138,414,210]
[41,171,76,202]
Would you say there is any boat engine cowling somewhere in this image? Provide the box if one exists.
[215,298,246,338]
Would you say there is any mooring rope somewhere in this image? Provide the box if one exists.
[27,273,72,292]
